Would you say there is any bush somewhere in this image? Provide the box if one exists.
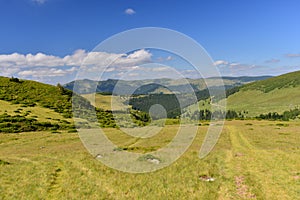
[67,129,78,133]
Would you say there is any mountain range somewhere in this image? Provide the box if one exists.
[63,76,272,95]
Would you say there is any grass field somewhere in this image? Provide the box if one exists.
[81,93,128,111]
[224,86,300,117]
[0,120,299,199]
[0,100,73,124]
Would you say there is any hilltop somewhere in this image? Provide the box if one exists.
[0,77,104,132]
[0,76,91,133]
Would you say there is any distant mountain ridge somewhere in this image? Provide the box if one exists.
[63,76,272,95]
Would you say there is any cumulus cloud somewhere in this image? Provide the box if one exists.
[156,56,173,62]
[0,52,67,68]
[125,8,136,15]
[214,60,229,66]
[18,67,77,77]
[108,64,186,80]
[0,49,152,83]
[81,49,152,73]
[0,49,151,69]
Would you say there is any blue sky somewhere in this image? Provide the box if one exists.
[0,0,300,84]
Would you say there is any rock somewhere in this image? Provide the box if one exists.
[199,175,215,182]
[95,154,103,159]
[147,158,160,164]
[206,177,215,182]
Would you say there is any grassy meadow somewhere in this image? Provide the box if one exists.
[0,74,300,199]
[0,100,73,124]
[0,120,299,199]
[81,93,124,111]
[224,86,300,117]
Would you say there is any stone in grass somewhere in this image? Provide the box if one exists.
[147,158,160,164]
[199,175,215,182]
[95,154,103,159]
[138,154,161,164]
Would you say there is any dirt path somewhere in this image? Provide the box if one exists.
[221,125,295,199]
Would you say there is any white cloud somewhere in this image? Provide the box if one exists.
[80,49,152,73]
[18,67,77,77]
[0,49,151,70]
[32,0,47,5]
[125,8,136,15]
[0,49,152,82]
[63,49,87,66]
[214,60,229,66]
[229,63,240,67]
[156,56,173,62]
[0,52,66,68]
[214,60,294,77]
[151,66,170,72]
[166,56,173,61]
[109,65,183,80]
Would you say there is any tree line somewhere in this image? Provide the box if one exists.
[256,108,300,121]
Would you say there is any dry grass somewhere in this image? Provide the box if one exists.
[81,93,128,111]
[0,120,299,199]
[0,100,73,123]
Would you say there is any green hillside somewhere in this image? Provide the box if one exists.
[0,77,80,133]
[0,77,75,117]
[225,70,300,117]
[0,77,152,132]
[0,77,115,132]
[240,70,300,92]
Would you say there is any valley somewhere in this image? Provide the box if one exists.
[0,71,299,199]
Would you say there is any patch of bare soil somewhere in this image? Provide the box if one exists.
[234,152,244,157]
[235,176,256,199]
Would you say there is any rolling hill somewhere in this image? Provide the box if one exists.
[0,77,121,132]
[224,70,300,117]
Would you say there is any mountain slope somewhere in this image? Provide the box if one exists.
[239,70,300,92]
[0,77,77,118]
[0,77,77,132]
[0,77,101,132]
[0,77,152,132]
[225,70,300,117]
